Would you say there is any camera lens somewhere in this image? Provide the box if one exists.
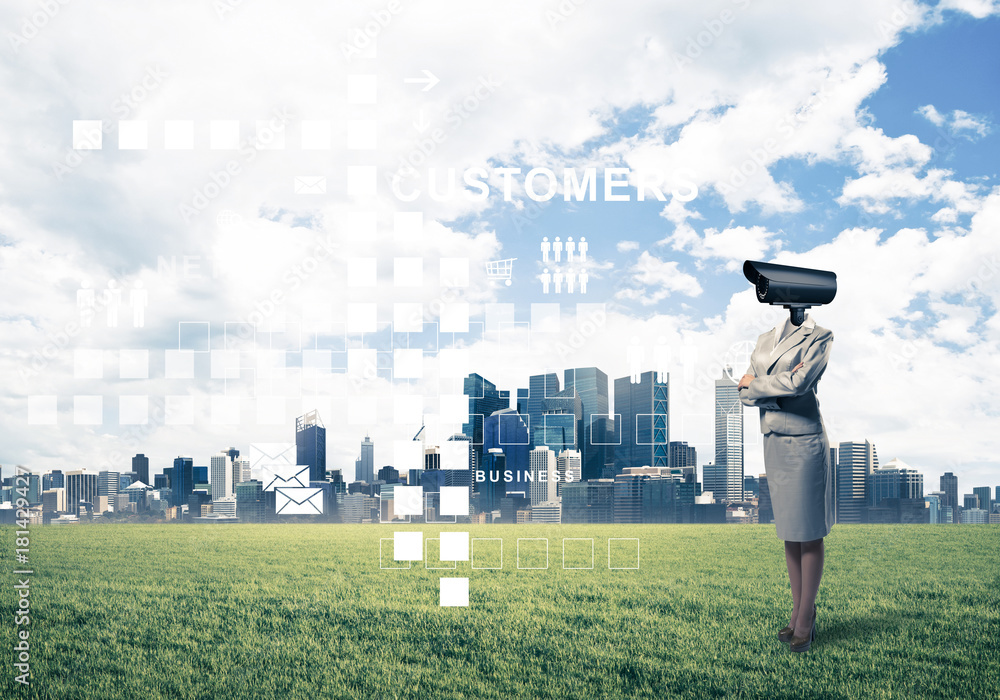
[756,276,768,300]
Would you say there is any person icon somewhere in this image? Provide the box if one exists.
[579,270,589,294]
[77,280,95,327]
[540,268,552,294]
[553,236,564,263]
[104,279,122,328]
[627,336,644,383]
[565,269,576,293]
[566,236,576,262]
[654,335,671,383]
[578,236,589,262]
[553,270,564,294]
[130,279,148,328]
[541,237,551,263]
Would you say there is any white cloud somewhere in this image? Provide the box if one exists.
[617,240,640,253]
[917,104,992,138]
[615,251,703,304]
[936,0,1000,18]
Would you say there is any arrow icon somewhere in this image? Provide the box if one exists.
[403,69,440,92]
[413,109,430,133]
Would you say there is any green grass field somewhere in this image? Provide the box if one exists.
[2,524,998,699]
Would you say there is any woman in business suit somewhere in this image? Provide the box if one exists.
[737,312,834,653]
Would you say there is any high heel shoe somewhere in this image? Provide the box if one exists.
[789,608,816,653]
[778,624,795,643]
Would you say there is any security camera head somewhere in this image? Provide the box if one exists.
[743,260,837,325]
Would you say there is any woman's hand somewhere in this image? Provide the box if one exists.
[737,373,754,390]
[792,361,804,373]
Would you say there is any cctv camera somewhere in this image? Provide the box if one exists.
[742,260,837,326]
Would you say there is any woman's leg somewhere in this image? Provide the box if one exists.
[795,538,824,635]
[784,541,802,628]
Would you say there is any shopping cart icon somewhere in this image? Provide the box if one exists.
[486,258,516,286]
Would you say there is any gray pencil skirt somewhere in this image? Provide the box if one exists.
[763,430,835,542]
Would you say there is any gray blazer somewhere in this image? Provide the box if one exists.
[739,316,833,435]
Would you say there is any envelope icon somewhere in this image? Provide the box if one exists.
[254,464,310,491]
[249,443,296,469]
[275,487,324,515]
[294,175,326,194]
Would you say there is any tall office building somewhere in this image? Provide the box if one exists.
[925,492,943,524]
[21,473,41,504]
[482,408,530,497]
[45,469,65,491]
[171,456,194,508]
[529,446,558,506]
[98,470,120,499]
[669,442,697,472]
[564,367,613,481]
[524,372,560,448]
[613,473,644,523]
[296,411,327,483]
[562,480,615,523]
[613,371,669,473]
[759,474,774,524]
[235,480,265,523]
[537,387,582,454]
[479,448,507,514]
[356,435,374,483]
[972,487,992,514]
[836,440,878,523]
[702,462,726,503]
[232,457,251,487]
[556,449,582,497]
[714,369,743,502]
[65,470,99,514]
[131,454,149,485]
[462,373,510,466]
[940,472,959,521]
[210,452,234,501]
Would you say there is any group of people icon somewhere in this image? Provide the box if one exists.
[77,279,148,328]
[540,236,588,263]
[540,268,589,294]
[539,236,590,294]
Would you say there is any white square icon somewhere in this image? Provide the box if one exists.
[347,303,377,333]
[437,348,470,379]
[255,120,285,150]
[347,120,377,150]
[300,120,331,150]
[165,349,195,379]
[393,348,423,379]
[441,441,469,470]
[439,577,469,607]
[27,396,57,425]
[440,486,470,517]
[165,395,195,425]
[440,303,470,333]
[72,120,102,150]
[347,166,377,196]
[119,349,149,379]
[440,258,470,287]
[210,120,240,149]
[440,531,470,561]
[394,257,423,287]
[394,487,423,517]
[393,212,423,238]
[347,257,377,287]
[74,395,102,425]
[118,121,148,150]
[74,349,103,379]
[347,74,377,104]
[393,394,423,425]
[393,303,424,332]
[393,441,424,470]
[164,120,194,150]
[394,531,423,560]
[119,395,148,425]
[348,395,377,425]
[439,394,469,424]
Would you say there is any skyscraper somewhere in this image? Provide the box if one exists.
[613,371,669,474]
[714,369,743,502]
[524,372,560,448]
[462,373,510,466]
[171,456,194,508]
[529,446,558,506]
[837,440,878,523]
[759,474,773,523]
[357,435,374,483]
[65,470,99,514]
[972,486,992,514]
[556,449,582,497]
[132,454,149,485]
[235,480,265,523]
[232,457,251,487]
[940,472,958,521]
[210,452,234,501]
[869,458,923,506]
[296,410,327,483]
[669,442,697,472]
[564,367,613,481]
[482,408,530,497]
[98,470,120,499]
